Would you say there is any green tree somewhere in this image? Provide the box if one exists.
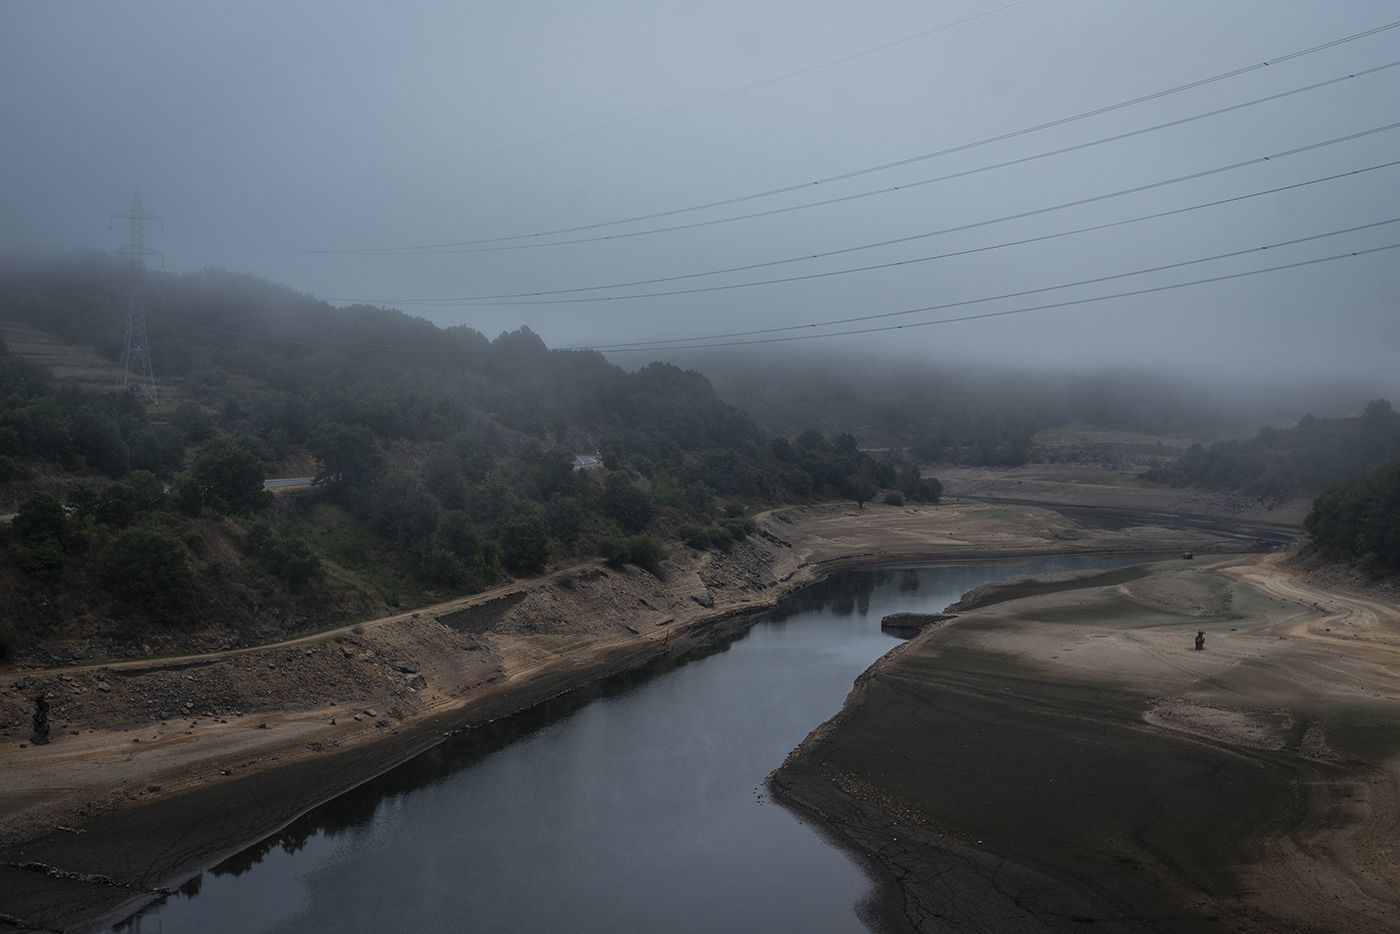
[190,437,266,512]
[125,469,168,511]
[12,492,66,545]
[423,449,466,509]
[172,471,204,516]
[501,510,548,573]
[65,482,100,519]
[601,472,651,532]
[310,423,386,488]
[544,497,583,545]
[96,481,139,528]
[100,529,194,619]
[851,463,877,509]
[244,520,321,590]
[9,492,67,578]
[173,401,216,443]
[365,473,440,548]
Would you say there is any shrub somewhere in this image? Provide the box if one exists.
[677,524,709,549]
[65,482,100,519]
[11,538,64,579]
[601,472,651,532]
[883,491,905,507]
[190,436,267,513]
[10,493,67,579]
[12,493,66,546]
[624,535,664,574]
[0,455,24,482]
[100,529,194,619]
[500,510,548,573]
[172,472,203,516]
[721,516,753,540]
[599,536,628,567]
[544,497,583,545]
[600,534,664,573]
[125,469,168,511]
[244,520,321,590]
[96,481,139,527]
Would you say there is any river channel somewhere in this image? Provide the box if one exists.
[122,554,1152,934]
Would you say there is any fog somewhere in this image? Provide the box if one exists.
[2,0,1397,388]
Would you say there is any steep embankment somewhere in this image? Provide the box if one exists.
[0,500,1260,933]
[770,554,1400,933]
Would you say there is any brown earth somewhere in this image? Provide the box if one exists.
[770,552,1400,933]
[0,500,1259,933]
[0,321,134,401]
[940,462,1313,526]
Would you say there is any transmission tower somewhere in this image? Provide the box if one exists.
[113,193,162,404]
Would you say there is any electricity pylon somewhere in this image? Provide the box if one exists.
[113,193,161,404]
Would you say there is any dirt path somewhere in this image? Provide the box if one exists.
[27,559,605,677]
[1228,552,1400,651]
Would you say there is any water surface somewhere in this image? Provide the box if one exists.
[125,555,1150,934]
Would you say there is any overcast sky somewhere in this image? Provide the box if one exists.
[2,0,1397,386]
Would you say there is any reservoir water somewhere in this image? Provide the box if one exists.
[123,554,1152,934]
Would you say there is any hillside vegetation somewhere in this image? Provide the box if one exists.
[1145,400,1400,501]
[0,255,941,661]
[1305,458,1400,571]
[681,352,1363,468]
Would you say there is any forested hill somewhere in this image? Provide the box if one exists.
[1305,459,1400,571]
[1145,400,1400,501]
[673,350,1368,468]
[0,254,937,661]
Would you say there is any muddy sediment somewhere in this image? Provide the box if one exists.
[769,556,1400,933]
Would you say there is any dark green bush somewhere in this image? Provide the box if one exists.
[189,437,267,513]
[100,528,194,619]
[10,493,67,579]
[244,520,322,590]
[600,534,664,573]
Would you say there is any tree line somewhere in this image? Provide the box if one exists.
[1144,399,1400,501]
[1305,458,1400,570]
[0,256,941,656]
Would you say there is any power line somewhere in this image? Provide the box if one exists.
[585,241,1400,353]
[573,216,1400,350]
[327,58,1400,264]
[192,18,1400,256]
[330,122,1400,306]
[456,159,1400,306]
[448,0,1038,164]
[147,219,1400,355]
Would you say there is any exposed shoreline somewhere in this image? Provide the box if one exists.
[768,553,1400,932]
[0,501,1280,933]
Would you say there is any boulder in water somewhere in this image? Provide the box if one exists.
[880,612,955,639]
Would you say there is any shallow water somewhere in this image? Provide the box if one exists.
[123,554,1151,934]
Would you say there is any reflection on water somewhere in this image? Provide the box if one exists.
[122,554,1151,934]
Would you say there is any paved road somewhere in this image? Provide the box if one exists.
[264,476,316,490]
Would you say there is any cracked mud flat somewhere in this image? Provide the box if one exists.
[770,555,1400,933]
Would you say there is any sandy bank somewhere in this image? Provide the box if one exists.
[770,553,1400,933]
[0,500,1261,933]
